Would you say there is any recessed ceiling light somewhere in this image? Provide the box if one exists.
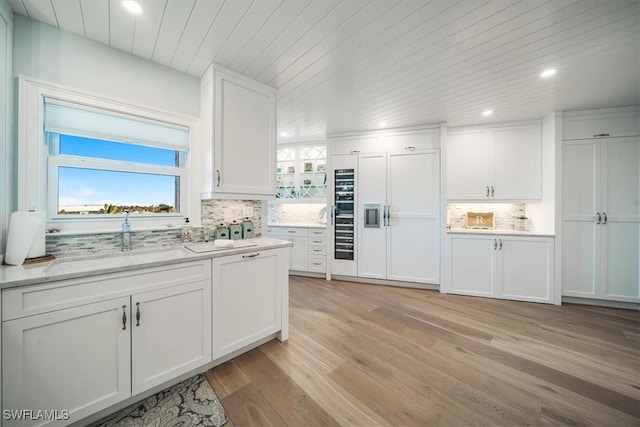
[379,121,387,127]
[482,110,493,117]
[122,0,143,15]
[279,132,288,137]
[540,68,557,78]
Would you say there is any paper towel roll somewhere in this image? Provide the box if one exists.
[5,212,43,265]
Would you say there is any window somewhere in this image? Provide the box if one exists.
[44,99,189,218]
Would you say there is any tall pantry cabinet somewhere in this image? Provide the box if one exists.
[561,107,640,304]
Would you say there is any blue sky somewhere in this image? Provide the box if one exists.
[58,135,178,208]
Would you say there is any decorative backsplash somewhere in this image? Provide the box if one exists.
[268,203,327,225]
[46,199,263,257]
[201,199,263,232]
[447,203,526,230]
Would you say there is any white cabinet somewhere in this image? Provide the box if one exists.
[562,136,640,302]
[445,234,555,304]
[2,260,212,426]
[212,248,288,360]
[131,281,212,395]
[447,124,542,200]
[3,298,131,427]
[267,227,328,274]
[562,107,640,140]
[276,143,327,201]
[358,149,440,285]
[201,63,276,198]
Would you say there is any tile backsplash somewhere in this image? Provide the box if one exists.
[268,203,327,224]
[46,199,263,257]
[447,203,526,230]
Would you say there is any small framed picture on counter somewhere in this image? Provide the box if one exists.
[304,162,313,172]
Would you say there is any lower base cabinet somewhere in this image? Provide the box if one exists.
[445,234,556,304]
[212,248,288,359]
[2,260,213,427]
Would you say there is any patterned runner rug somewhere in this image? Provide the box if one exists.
[90,374,228,427]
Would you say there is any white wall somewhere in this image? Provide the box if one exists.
[0,0,13,259]
[13,14,200,117]
[526,112,558,234]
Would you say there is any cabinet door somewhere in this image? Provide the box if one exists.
[358,152,387,280]
[289,236,309,271]
[492,125,542,200]
[387,150,440,284]
[131,280,212,395]
[213,68,276,196]
[498,237,554,303]
[213,251,283,359]
[601,137,640,300]
[3,297,131,427]
[448,235,496,296]
[446,130,493,199]
[562,141,600,297]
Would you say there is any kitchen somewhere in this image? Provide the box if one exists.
[0,0,639,426]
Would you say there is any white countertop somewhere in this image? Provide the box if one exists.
[267,222,327,229]
[0,237,292,289]
[447,228,555,238]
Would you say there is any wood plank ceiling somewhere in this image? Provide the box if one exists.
[9,0,640,140]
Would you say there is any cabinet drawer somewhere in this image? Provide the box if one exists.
[308,245,326,256]
[308,256,326,273]
[309,229,327,238]
[2,259,212,321]
[309,237,326,246]
[278,228,309,237]
[266,228,278,237]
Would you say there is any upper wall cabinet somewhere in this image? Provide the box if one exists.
[563,106,640,140]
[201,64,276,199]
[330,127,440,156]
[447,123,542,201]
[276,143,327,201]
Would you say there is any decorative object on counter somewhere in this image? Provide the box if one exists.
[213,223,229,240]
[287,166,295,173]
[242,217,255,239]
[466,212,494,229]
[201,199,263,237]
[202,226,211,242]
[4,211,46,265]
[448,203,526,229]
[122,212,132,251]
[304,162,313,172]
[303,179,312,185]
[513,215,529,231]
[229,220,243,240]
[89,374,228,427]
[181,217,193,243]
[316,164,325,172]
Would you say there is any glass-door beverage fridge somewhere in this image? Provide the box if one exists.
[331,154,357,277]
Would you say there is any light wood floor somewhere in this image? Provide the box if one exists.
[205,276,640,426]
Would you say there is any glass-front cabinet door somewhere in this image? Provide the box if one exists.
[276,143,327,201]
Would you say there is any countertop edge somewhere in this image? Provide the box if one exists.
[0,238,293,289]
[446,229,555,238]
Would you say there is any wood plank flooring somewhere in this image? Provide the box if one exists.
[205,276,640,426]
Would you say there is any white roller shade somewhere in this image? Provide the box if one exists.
[44,99,189,151]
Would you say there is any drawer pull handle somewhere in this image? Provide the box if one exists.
[490,186,494,197]
[122,305,127,330]
[593,133,610,137]
[486,186,490,197]
[216,170,221,187]
[288,231,296,233]
[136,302,141,327]
[243,253,260,259]
[596,212,601,224]
[313,262,322,266]
[603,212,607,224]
[313,249,322,252]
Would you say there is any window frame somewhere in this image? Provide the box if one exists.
[18,76,199,233]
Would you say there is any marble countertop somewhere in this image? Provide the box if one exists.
[0,238,292,289]
[446,228,555,238]
[267,222,327,229]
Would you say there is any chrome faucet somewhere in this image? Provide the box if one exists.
[122,212,132,251]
